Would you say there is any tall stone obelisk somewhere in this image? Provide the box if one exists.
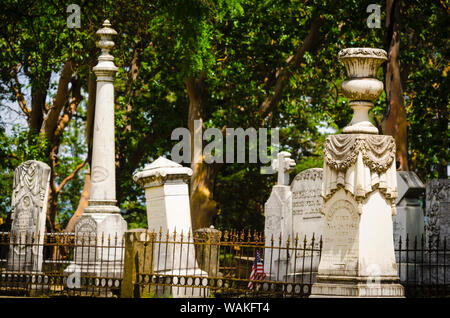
[310,48,404,297]
[66,20,127,278]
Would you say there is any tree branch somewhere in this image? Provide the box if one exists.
[53,78,82,141]
[9,66,30,117]
[40,60,75,140]
[56,157,88,194]
[258,16,323,119]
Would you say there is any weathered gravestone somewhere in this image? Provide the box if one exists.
[7,160,50,272]
[426,179,450,248]
[424,179,450,285]
[263,151,295,281]
[288,168,323,281]
[133,156,208,297]
[393,171,425,247]
[393,171,425,282]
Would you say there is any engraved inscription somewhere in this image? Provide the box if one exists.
[292,189,323,218]
[291,168,323,219]
[76,217,97,242]
[322,199,359,269]
[75,217,97,263]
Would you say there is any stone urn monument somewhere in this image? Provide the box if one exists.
[310,48,404,297]
[339,48,387,134]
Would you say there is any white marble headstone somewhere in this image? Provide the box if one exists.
[263,151,295,280]
[288,168,323,276]
[263,186,292,280]
[290,168,324,241]
[8,160,50,272]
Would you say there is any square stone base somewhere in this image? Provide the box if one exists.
[310,276,404,298]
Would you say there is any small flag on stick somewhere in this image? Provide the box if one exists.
[248,250,266,289]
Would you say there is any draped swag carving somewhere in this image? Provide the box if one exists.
[322,134,398,215]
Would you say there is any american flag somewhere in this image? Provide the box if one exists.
[248,250,266,289]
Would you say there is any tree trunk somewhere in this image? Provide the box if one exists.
[64,69,96,232]
[185,16,324,230]
[383,0,409,171]
[185,76,219,230]
[29,73,51,133]
[65,168,91,233]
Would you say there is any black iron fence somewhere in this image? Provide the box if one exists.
[0,229,448,298]
[396,235,449,298]
[0,231,124,297]
[130,229,322,298]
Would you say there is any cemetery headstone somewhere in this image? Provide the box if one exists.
[7,160,50,272]
[311,48,404,297]
[424,179,450,286]
[393,171,425,283]
[133,156,208,297]
[288,168,323,280]
[291,168,324,240]
[263,151,295,280]
[393,171,425,249]
[426,179,450,248]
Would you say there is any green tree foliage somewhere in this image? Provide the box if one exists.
[0,0,447,231]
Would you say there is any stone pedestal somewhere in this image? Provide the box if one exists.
[311,135,404,297]
[66,213,127,279]
[133,156,208,298]
[7,160,50,272]
[310,48,404,297]
[194,227,221,277]
[121,229,156,298]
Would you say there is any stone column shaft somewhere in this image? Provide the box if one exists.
[87,20,119,211]
[65,20,127,279]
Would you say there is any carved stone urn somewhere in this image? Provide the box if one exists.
[338,48,387,134]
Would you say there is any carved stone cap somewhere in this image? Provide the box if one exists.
[133,157,193,188]
[292,168,323,182]
[96,20,118,36]
[338,48,387,60]
[93,20,118,76]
